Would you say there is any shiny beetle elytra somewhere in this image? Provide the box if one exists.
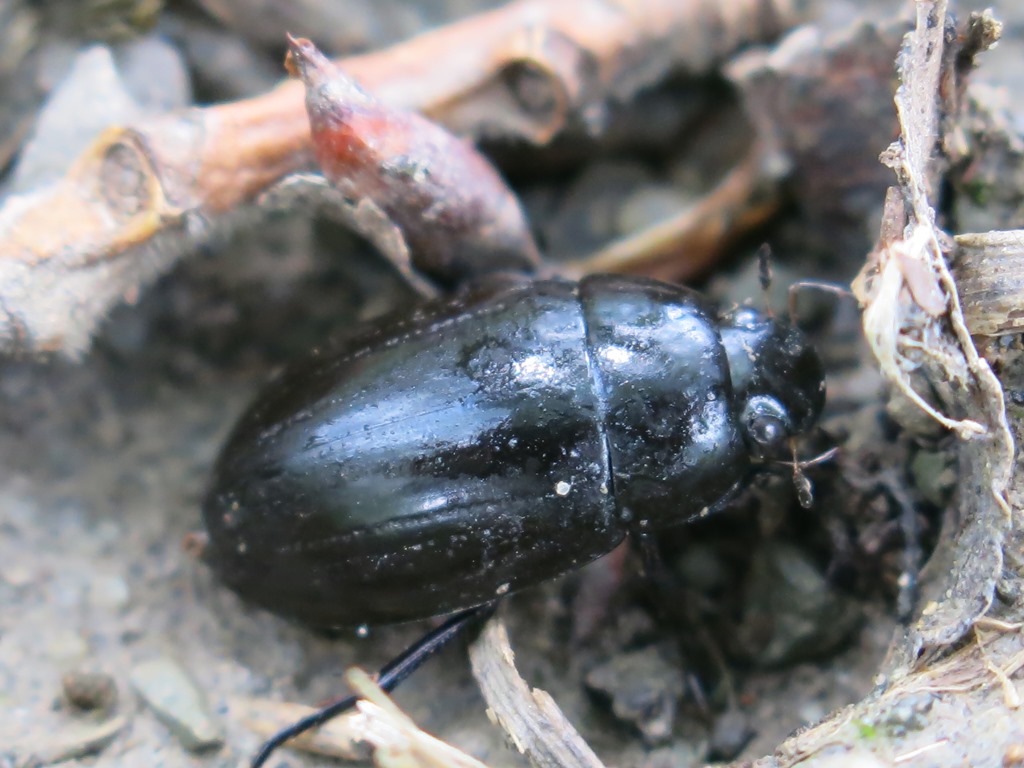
[203,273,825,625]
[201,273,826,765]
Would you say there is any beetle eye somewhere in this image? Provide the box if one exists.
[741,395,791,454]
[748,413,786,447]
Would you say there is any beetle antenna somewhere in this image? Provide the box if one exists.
[775,442,838,509]
[790,440,813,509]
[756,243,774,318]
[787,280,853,325]
[250,604,495,768]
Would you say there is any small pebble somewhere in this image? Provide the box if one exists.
[909,449,956,507]
[876,692,934,737]
[87,574,130,611]
[91,520,123,548]
[737,542,862,666]
[616,185,693,235]
[1,563,34,588]
[62,669,117,711]
[1004,743,1024,767]
[641,741,707,768]
[707,709,754,761]
[114,35,191,112]
[130,657,224,752]
[9,46,146,193]
[673,543,729,593]
[45,630,89,664]
[614,607,658,646]
[585,644,684,744]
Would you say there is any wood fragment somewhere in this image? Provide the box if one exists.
[468,615,606,768]
[231,672,496,768]
[893,740,950,764]
[345,668,494,768]
[230,696,371,761]
[974,617,1024,633]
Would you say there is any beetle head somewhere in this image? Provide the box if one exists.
[719,307,826,459]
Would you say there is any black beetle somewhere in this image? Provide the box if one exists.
[203,273,825,627]
[201,272,827,765]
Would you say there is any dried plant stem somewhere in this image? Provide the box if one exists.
[468,616,606,768]
[230,696,369,761]
[566,149,780,281]
[851,0,1013,667]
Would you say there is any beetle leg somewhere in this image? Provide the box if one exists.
[250,603,496,768]
[630,523,688,624]
[631,523,665,582]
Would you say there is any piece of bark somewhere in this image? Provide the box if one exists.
[17,715,128,766]
[723,13,1024,765]
[953,230,1024,337]
[0,0,810,356]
